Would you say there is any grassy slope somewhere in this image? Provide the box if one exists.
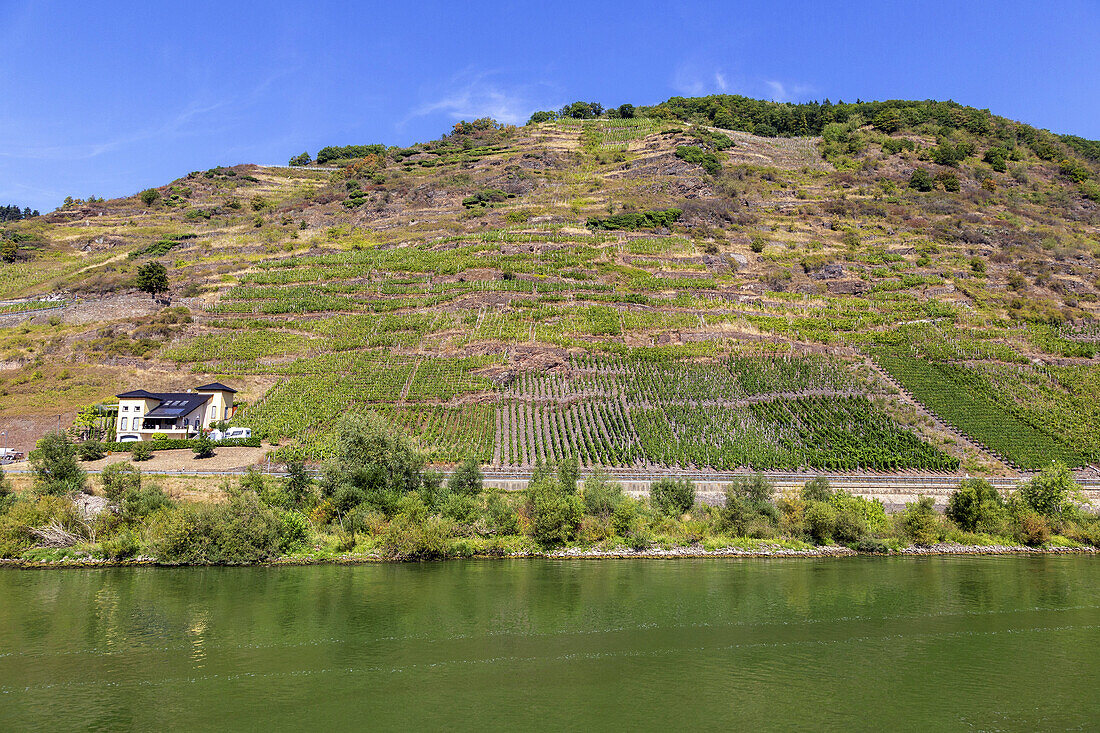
[1,100,1099,472]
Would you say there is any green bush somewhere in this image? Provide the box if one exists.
[29,431,86,496]
[908,168,935,192]
[804,501,837,544]
[675,146,721,174]
[145,493,282,564]
[192,433,216,459]
[131,443,152,462]
[1016,462,1079,518]
[77,440,106,462]
[319,413,426,516]
[379,512,453,560]
[900,496,941,546]
[526,471,582,547]
[946,478,1006,532]
[101,462,141,502]
[586,208,682,231]
[485,492,519,536]
[582,468,624,518]
[447,458,483,497]
[650,478,694,516]
[801,477,834,503]
[440,493,479,524]
[277,511,310,553]
[1016,511,1051,546]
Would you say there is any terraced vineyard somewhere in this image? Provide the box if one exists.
[494,355,958,471]
[2,99,1099,473]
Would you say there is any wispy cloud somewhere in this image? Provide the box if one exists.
[406,70,553,126]
[672,63,735,96]
[764,80,815,103]
[0,68,293,163]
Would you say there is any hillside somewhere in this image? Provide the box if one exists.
[2,96,1099,475]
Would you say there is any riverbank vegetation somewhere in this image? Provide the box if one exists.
[1,422,1098,565]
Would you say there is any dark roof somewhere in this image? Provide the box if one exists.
[195,382,237,393]
[143,393,211,419]
[116,389,158,399]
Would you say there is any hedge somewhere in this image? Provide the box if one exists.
[102,437,261,453]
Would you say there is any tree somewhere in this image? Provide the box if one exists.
[582,468,624,518]
[136,262,169,299]
[29,431,86,495]
[526,468,582,547]
[0,239,16,263]
[288,152,311,166]
[319,413,425,515]
[138,189,160,206]
[447,457,483,497]
[1016,461,1080,518]
[908,168,935,192]
[617,104,635,119]
[650,478,694,516]
[285,461,313,507]
[946,478,1005,532]
[526,110,557,125]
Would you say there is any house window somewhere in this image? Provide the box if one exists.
[133,419,141,431]
[134,405,141,413]
[122,405,128,411]
[121,417,128,430]
[225,406,230,420]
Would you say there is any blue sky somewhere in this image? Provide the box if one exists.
[2,0,1098,212]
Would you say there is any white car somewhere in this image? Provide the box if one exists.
[224,427,251,440]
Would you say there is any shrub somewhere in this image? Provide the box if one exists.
[192,433,216,459]
[801,477,834,503]
[909,168,935,192]
[101,462,141,502]
[650,478,694,517]
[145,493,282,564]
[277,511,310,553]
[131,443,152,462]
[804,501,837,544]
[440,493,479,524]
[901,496,941,546]
[29,431,86,495]
[319,413,425,516]
[288,152,311,166]
[138,189,160,206]
[582,468,624,518]
[527,471,582,547]
[77,440,106,462]
[1016,461,1079,518]
[485,492,520,536]
[1016,511,1051,546]
[284,461,314,508]
[379,513,453,560]
[447,458,483,497]
[946,478,1006,532]
[856,538,889,554]
[833,508,868,543]
[611,497,639,537]
[675,146,721,174]
[586,209,682,231]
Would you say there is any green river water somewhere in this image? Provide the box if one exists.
[1,556,1098,731]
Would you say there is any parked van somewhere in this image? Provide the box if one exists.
[224,427,251,440]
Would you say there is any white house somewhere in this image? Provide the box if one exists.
[115,382,237,441]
